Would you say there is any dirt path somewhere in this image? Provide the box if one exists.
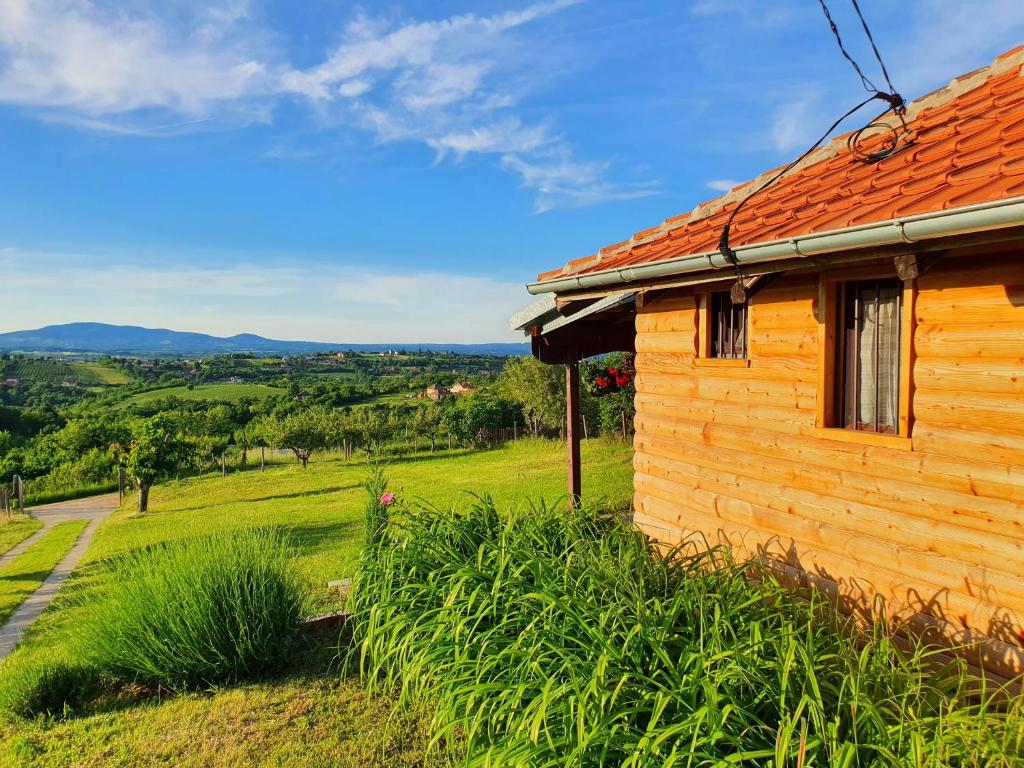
[0,493,119,660]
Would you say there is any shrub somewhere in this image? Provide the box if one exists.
[350,499,1024,767]
[76,528,305,691]
[0,659,100,719]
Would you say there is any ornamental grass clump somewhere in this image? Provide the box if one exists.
[349,496,1024,767]
[77,528,305,692]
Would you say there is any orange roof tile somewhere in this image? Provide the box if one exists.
[536,47,1024,284]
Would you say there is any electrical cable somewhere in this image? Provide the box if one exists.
[715,0,910,300]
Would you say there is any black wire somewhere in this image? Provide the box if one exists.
[850,0,897,97]
[816,0,879,94]
[716,0,910,288]
[717,93,885,271]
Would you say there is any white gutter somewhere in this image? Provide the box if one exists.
[526,196,1024,295]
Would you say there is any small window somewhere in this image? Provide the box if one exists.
[835,278,902,434]
[710,291,748,359]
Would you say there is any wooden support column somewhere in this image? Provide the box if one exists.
[566,353,581,506]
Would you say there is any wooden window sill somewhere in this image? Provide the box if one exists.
[694,358,751,368]
[813,427,912,450]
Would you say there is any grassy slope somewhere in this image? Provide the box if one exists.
[0,518,43,558]
[0,520,89,624]
[0,439,632,767]
[72,362,131,386]
[122,383,286,406]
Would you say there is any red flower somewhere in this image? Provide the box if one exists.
[597,376,609,389]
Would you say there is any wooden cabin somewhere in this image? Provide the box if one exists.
[513,47,1024,678]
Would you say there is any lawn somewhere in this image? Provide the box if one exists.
[0,521,88,624]
[121,383,286,406]
[0,518,43,558]
[0,439,633,767]
[72,362,131,386]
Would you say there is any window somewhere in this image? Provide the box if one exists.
[828,277,909,436]
[710,291,748,359]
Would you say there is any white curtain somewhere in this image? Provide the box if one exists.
[856,285,899,432]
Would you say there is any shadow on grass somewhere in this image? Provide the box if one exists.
[154,483,363,514]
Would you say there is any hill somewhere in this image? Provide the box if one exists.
[0,323,530,358]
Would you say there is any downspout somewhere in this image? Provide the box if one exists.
[526,196,1024,295]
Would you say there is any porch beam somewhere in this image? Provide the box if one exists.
[566,353,582,506]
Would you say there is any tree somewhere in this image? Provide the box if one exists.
[125,414,193,513]
[411,405,444,452]
[259,407,333,469]
[495,357,565,436]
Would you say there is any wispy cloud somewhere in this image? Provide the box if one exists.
[0,0,272,123]
[705,179,741,192]
[769,88,822,153]
[0,0,650,211]
[690,0,795,28]
[895,0,1024,92]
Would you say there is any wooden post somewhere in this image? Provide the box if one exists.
[621,410,628,440]
[0,487,8,519]
[221,452,227,477]
[118,467,126,503]
[513,420,517,441]
[566,356,581,506]
[582,414,589,441]
[260,446,266,472]
[14,475,24,514]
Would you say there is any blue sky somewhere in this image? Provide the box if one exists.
[2,0,1023,343]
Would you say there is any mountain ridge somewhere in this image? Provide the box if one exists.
[0,323,529,357]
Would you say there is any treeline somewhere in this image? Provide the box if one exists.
[0,354,635,508]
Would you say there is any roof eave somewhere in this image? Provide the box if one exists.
[526,195,1024,296]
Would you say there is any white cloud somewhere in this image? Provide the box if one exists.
[0,0,272,121]
[690,0,795,28]
[0,0,648,211]
[502,152,657,213]
[0,250,526,343]
[706,179,740,192]
[895,0,1024,93]
[770,88,822,152]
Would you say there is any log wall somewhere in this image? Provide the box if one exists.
[632,250,1024,675]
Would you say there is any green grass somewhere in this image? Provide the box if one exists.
[352,499,1024,767]
[121,383,286,406]
[2,672,445,768]
[351,391,424,408]
[0,520,88,625]
[0,517,43,558]
[77,529,305,690]
[0,440,632,766]
[3,359,101,386]
[72,362,131,385]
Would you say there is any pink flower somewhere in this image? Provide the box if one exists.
[379,492,395,507]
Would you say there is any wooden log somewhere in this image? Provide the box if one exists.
[914,322,1024,359]
[633,487,1024,636]
[634,410,1024,505]
[914,359,1024,395]
[635,310,698,334]
[633,427,1024,542]
[635,331,699,355]
[633,448,1024,573]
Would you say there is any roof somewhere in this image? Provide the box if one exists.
[534,46,1024,288]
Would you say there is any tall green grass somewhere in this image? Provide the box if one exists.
[75,529,305,691]
[349,498,1024,767]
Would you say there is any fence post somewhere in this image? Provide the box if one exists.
[513,421,517,441]
[14,475,25,514]
[221,452,227,477]
[0,487,8,520]
[118,467,126,503]
[260,446,265,472]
